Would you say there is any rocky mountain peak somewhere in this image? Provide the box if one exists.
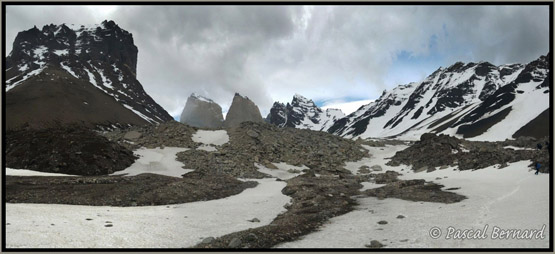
[328,53,549,141]
[180,93,223,129]
[5,21,172,129]
[292,93,318,108]
[8,20,138,75]
[223,93,264,128]
[267,94,345,132]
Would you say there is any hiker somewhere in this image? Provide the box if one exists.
[537,143,543,150]
[535,162,541,175]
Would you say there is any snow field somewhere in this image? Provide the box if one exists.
[6,137,297,248]
[278,145,549,248]
[6,178,291,248]
[467,82,549,141]
[111,147,192,178]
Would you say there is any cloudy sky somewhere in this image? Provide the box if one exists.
[5,5,550,118]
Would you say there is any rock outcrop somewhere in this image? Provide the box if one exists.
[223,93,264,128]
[180,93,223,129]
[5,124,137,176]
[387,133,550,173]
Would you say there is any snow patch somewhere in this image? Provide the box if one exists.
[255,162,309,180]
[191,130,229,146]
[197,145,218,152]
[18,64,29,72]
[60,62,78,79]
[6,168,77,177]
[504,146,535,151]
[360,182,387,191]
[53,49,68,56]
[6,66,46,92]
[111,147,191,178]
[122,104,156,124]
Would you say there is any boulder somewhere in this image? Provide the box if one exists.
[123,131,142,141]
[365,240,385,248]
[228,237,242,248]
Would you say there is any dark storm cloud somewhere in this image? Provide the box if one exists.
[6,6,99,50]
[111,6,303,117]
[5,5,549,118]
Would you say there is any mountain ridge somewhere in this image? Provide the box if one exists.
[266,94,345,131]
[328,53,550,141]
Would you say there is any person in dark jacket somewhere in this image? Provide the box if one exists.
[535,162,541,175]
[537,143,543,150]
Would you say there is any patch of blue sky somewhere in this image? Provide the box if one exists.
[314,96,369,108]
[384,31,450,88]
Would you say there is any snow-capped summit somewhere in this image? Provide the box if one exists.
[328,53,550,141]
[292,93,318,108]
[267,94,345,131]
[5,20,173,129]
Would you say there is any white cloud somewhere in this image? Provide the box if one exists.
[6,5,549,118]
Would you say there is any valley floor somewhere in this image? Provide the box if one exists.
[278,145,550,248]
[6,177,289,248]
[4,141,551,249]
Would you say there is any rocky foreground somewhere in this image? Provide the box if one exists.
[6,171,257,206]
[5,124,136,175]
[5,121,549,248]
[387,133,551,173]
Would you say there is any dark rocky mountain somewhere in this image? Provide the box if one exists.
[223,93,264,128]
[5,20,173,129]
[266,94,345,131]
[328,53,550,141]
[180,93,223,129]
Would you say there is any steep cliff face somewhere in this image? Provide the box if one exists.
[328,53,550,141]
[267,94,345,131]
[5,20,173,129]
[223,93,264,128]
[180,93,224,129]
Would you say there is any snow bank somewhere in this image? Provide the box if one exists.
[504,146,535,151]
[111,147,192,178]
[360,182,386,191]
[255,162,309,180]
[6,178,290,248]
[6,168,77,177]
[192,130,229,146]
[197,145,218,152]
[279,145,549,248]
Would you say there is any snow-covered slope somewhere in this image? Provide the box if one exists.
[328,54,550,141]
[5,20,173,128]
[267,94,346,131]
